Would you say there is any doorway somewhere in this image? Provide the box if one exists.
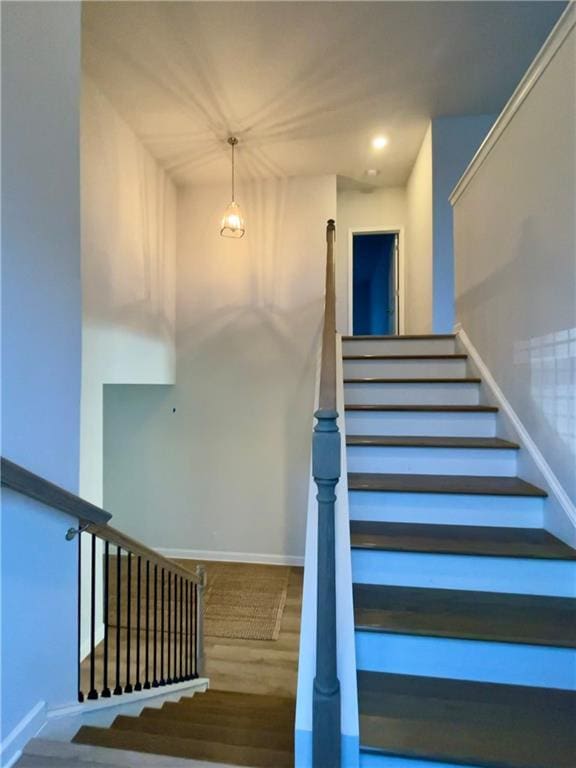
[350,231,400,335]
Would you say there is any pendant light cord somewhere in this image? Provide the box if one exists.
[231,140,235,202]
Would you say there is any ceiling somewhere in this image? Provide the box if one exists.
[83,1,565,189]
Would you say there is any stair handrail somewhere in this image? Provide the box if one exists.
[312,219,341,766]
[1,455,205,700]
[1,456,202,585]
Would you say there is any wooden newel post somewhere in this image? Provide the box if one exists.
[313,407,341,768]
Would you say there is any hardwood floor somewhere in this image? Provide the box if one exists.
[80,561,303,700]
[75,561,301,767]
[175,561,303,698]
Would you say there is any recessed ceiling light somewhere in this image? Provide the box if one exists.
[365,169,380,177]
[372,136,388,150]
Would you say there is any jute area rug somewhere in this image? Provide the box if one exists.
[106,559,290,643]
[204,564,290,641]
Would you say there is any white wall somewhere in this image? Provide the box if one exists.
[80,76,177,507]
[405,125,433,334]
[103,175,337,561]
[452,10,576,533]
[1,2,82,760]
[432,115,495,332]
[336,187,407,333]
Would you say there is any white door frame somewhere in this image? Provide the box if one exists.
[347,226,405,336]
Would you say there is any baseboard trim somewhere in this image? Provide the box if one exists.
[155,548,305,567]
[47,678,209,719]
[1,700,46,768]
[455,326,576,533]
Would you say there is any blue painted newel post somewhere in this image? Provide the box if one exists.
[313,218,341,768]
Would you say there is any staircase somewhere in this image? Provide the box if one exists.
[71,690,294,767]
[344,334,576,768]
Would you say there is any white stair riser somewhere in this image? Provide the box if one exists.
[344,382,479,406]
[361,752,471,768]
[355,631,576,690]
[342,339,456,356]
[343,359,467,379]
[345,411,496,437]
[349,491,544,528]
[347,446,517,477]
[351,549,576,597]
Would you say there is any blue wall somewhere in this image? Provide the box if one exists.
[1,3,82,762]
[352,234,395,335]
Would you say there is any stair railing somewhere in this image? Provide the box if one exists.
[312,219,341,766]
[1,457,205,703]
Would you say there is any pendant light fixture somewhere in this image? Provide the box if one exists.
[220,136,245,238]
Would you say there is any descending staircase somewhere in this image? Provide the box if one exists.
[344,334,576,768]
[72,689,295,767]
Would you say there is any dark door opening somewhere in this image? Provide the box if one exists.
[352,232,398,335]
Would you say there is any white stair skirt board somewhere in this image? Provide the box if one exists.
[342,338,456,356]
[346,446,517,477]
[0,701,47,768]
[23,738,235,768]
[344,381,480,406]
[343,359,467,379]
[355,632,576,690]
[360,753,471,768]
[348,491,544,528]
[345,411,497,438]
[47,679,209,720]
[351,550,576,598]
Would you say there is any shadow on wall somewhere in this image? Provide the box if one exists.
[104,299,323,558]
[103,175,334,561]
[456,219,575,501]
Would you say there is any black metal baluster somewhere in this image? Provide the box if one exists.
[144,559,151,689]
[173,575,178,682]
[159,568,165,685]
[87,534,98,699]
[102,541,111,697]
[186,581,194,680]
[135,555,142,691]
[152,564,159,687]
[191,582,196,678]
[167,572,172,684]
[77,534,84,702]
[114,547,123,695]
[183,580,189,681]
[179,576,184,682]
[125,552,133,692]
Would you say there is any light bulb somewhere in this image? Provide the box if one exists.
[220,201,245,238]
[372,135,388,150]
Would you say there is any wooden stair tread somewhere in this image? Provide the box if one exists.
[350,521,576,559]
[353,584,576,647]
[196,689,295,707]
[346,435,519,449]
[348,472,546,496]
[16,756,113,768]
[141,702,292,728]
[343,353,467,360]
[73,726,292,767]
[358,671,576,768]
[179,691,295,712]
[112,714,293,750]
[344,377,481,383]
[73,690,295,766]
[343,334,456,340]
[345,404,498,412]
